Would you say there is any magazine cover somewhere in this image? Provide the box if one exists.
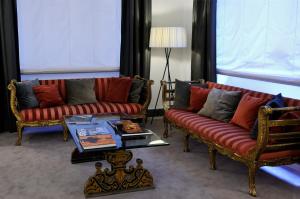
[77,127,111,137]
[67,115,93,124]
[79,134,116,150]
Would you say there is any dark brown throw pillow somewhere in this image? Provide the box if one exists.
[128,79,145,103]
[66,79,97,105]
[16,79,40,109]
[173,79,207,109]
[198,88,241,122]
[173,79,190,109]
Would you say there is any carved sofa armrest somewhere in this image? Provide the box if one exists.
[161,80,174,111]
[253,106,300,161]
[161,79,206,111]
[133,75,154,115]
[7,80,22,122]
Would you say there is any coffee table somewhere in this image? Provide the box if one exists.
[64,114,169,197]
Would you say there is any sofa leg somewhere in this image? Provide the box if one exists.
[62,123,69,142]
[183,133,190,152]
[16,123,23,146]
[208,147,217,170]
[248,164,257,197]
[163,117,169,138]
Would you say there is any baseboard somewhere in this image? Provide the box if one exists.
[147,109,164,117]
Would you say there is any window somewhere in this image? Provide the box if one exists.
[217,0,300,86]
[17,0,121,79]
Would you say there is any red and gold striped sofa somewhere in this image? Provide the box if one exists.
[8,76,153,146]
[162,80,300,197]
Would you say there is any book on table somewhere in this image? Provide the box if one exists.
[76,127,116,149]
[67,115,93,124]
[77,127,111,137]
[78,134,116,150]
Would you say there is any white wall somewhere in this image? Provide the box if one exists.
[149,0,193,109]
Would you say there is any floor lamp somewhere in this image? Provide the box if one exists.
[149,27,187,124]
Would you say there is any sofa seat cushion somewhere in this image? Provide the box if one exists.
[165,109,199,129]
[20,102,143,122]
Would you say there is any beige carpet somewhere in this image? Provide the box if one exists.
[0,118,299,199]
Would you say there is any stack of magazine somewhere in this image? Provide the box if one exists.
[76,127,116,150]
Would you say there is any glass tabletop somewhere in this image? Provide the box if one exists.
[64,114,169,153]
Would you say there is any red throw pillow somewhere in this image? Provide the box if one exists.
[105,78,132,103]
[189,86,210,112]
[33,85,65,108]
[230,94,268,130]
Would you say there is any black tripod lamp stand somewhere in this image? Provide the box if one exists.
[149,27,187,124]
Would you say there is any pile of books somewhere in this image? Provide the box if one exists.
[76,127,116,150]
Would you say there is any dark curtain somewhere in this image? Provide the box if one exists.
[120,0,151,79]
[191,0,217,81]
[0,0,21,132]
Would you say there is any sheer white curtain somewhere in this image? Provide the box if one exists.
[17,0,121,75]
[217,0,300,86]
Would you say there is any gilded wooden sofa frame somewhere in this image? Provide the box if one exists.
[161,80,300,197]
[8,76,153,146]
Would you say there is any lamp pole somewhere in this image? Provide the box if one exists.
[151,48,172,124]
[149,27,186,124]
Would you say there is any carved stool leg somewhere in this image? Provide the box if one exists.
[163,117,169,138]
[248,164,257,197]
[208,147,217,170]
[183,133,190,152]
[15,123,23,146]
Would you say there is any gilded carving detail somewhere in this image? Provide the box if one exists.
[84,150,154,197]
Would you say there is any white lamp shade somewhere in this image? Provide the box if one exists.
[149,27,187,48]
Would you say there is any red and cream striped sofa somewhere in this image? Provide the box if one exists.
[8,76,153,146]
[162,80,300,197]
